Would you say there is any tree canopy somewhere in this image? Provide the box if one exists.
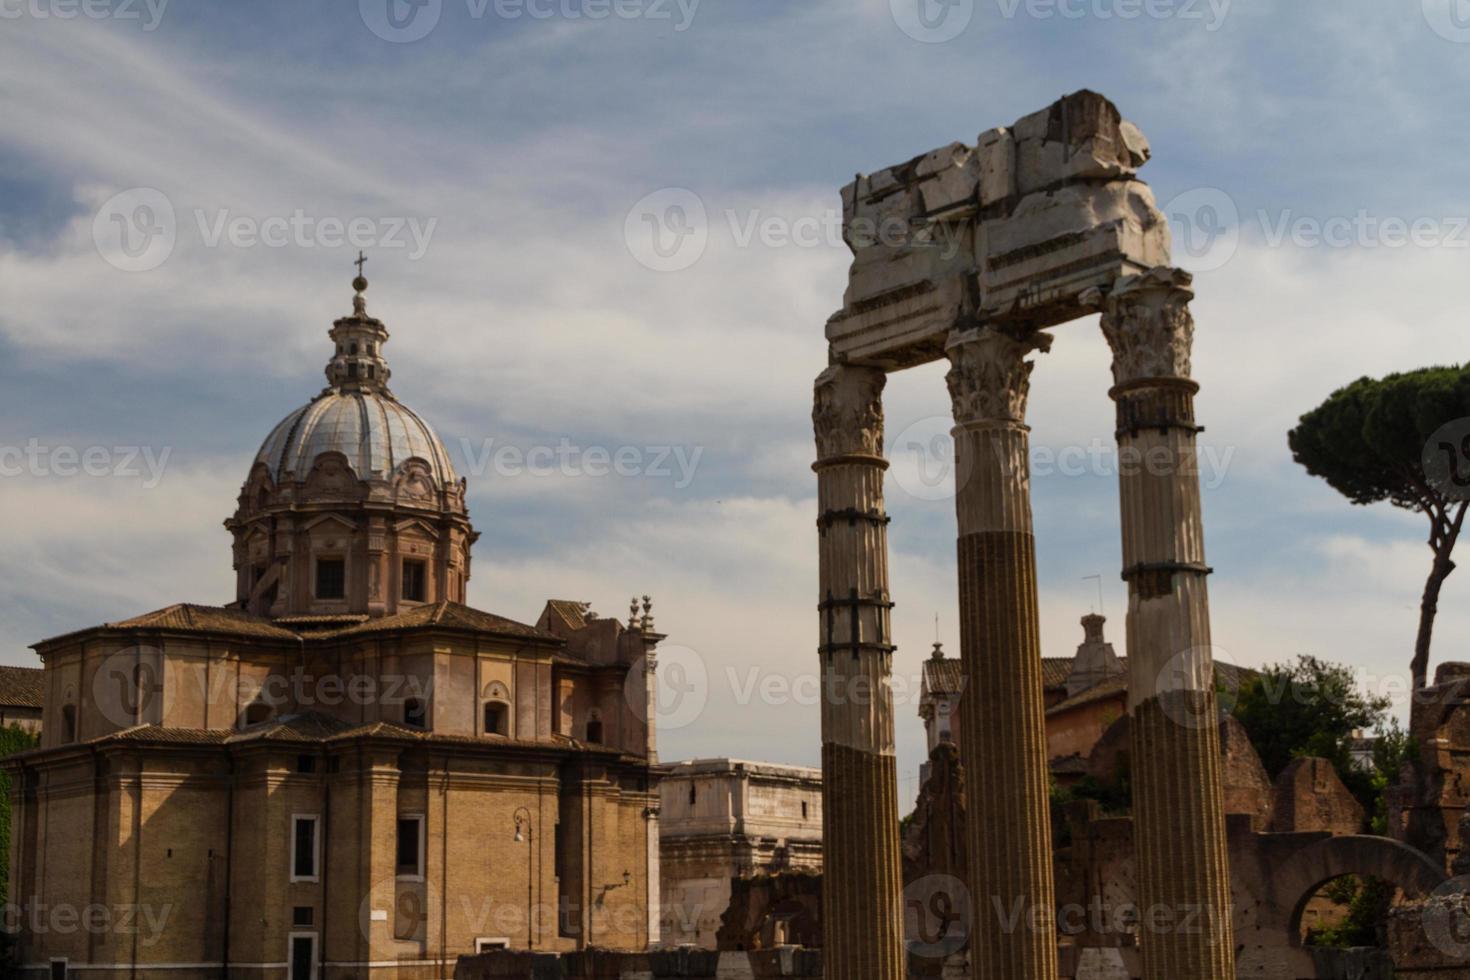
[1288,363,1470,689]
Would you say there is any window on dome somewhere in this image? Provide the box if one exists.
[402,560,426,602]
[348,363,359,380]
[315,558,345,600]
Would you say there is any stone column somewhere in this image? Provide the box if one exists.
[945,327,1060,980]
[1096,267,1235,980]
[812,364,905,980]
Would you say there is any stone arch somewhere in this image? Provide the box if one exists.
[1279,836,1447,938]
[1233,833,1449,979]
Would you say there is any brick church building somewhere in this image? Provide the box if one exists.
[4,271,664,979]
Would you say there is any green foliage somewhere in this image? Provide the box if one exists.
[1049,775,1132,848]
[0,724,40,906]
[1232,656,1392,787]
[1304,876,1395,949]
[1367,718,1417,836]
[1288,363,1470,511]
[1288,364,1470,689]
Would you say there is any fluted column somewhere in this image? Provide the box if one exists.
[812,364,905,980]
[1096,267,1235,980]
[945,328,1060,980]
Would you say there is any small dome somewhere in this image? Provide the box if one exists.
[255,390,457,487]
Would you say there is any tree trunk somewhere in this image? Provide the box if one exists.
[1413,555,1457,691]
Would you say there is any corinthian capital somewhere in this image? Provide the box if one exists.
[1093,266,1195,386]
[813,364,886,460]
[944,328,1053,425]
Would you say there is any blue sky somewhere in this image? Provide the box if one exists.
[2,0,1469,796]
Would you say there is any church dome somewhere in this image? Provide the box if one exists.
[255,391,457,487]
[227,262,476,620]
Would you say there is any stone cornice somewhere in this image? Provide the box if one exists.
[944,328,1053,425]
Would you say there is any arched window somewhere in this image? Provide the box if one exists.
[483,701,508,736]
[404,697,427,729]
[585,717,603,745]
[61,704,77,743]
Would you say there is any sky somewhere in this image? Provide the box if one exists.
[2,0,1469,801]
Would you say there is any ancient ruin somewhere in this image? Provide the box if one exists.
[813,90,1233,980]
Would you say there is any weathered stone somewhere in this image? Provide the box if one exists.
[826,90,1165,370]
[1269,757,1366,835]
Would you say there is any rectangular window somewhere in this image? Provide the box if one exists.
[291,815,319,881]
[289,934,315,980]
[476,938,509,952]
[292,906,314,927]
[396,816,423,878]
[315,559,345,600]
[402,559,426,602]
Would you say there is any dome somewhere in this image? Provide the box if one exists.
[255,390,457,487]
[227,263,476,620]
